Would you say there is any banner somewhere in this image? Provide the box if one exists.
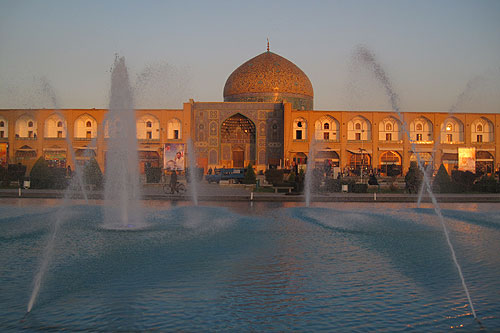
[458,147,476,172]
[0,143,7,166]
[164,143,185,171]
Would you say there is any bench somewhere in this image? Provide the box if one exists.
[273,186,293,193]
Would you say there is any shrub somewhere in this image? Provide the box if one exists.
[30,157,52,189]
[83,157,103,189]
[473,176,499,193]
[404,161,423,194]
[146,167,162,183]
[265,169,284,186]
[451,169,476,192]
[243,163,256,184]
[433,164,452,193]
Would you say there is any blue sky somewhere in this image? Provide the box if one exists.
[1,0,499,112]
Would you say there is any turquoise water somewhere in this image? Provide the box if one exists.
[1,200,499,331]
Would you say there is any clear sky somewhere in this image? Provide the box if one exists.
[1,0,499,112]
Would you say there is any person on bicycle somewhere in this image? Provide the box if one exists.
[170,170,178,194]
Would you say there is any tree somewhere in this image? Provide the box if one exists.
[83,157,103,189]
[433,164,452,193]
[404,161,423,194]
[30,157,52,188]
[243,163,256,184]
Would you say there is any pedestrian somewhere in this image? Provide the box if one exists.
[170,170,178,194]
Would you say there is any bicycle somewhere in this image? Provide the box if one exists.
[163,182,186,194]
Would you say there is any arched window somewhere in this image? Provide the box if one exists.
[86,121,92,128]
[440,117,464,143]
[15,115,37,138]
[293,118,307,140]
[324,123,329,130]
[0,121,4,127]
[28,121,33,127]
[167,118,182,139]
[57,121,63,127]
[136,115,160,140]
[410,117,433,142]
[386,123,392,131]
[471,117,494,143]
[74,114,97,139]
[347,116,371,141]
[315,116,339,141]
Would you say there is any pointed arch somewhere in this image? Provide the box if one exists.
[440,116,464,143]
[409,116,433,142]
[167,117,182,139]
[0,115,8,139]
[471,117,494,143]
[137,114,160,140]
[315,115,339,141]
[15,114,37,139]
[293,117,307,140]
[74,113,97,139]
[347,115,371,141]
[379,116,402,142]
[44,113,67,138]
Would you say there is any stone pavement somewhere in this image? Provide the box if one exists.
[0,181,499,203]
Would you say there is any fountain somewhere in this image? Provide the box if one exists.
[304,137,317,207]
[103,56,144,229]
[353,45,479,322]
[186,138,199,206]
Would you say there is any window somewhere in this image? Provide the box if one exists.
[146,121,152,128]
[355,132,361,141]
[28,131,33,138]
[477,134,483,143]
[416,133,423,141]
[447,134,453,142]
[0,121,4,127]
[386,123,392,131]
[386,133,392,141]
[86,121,92,128]
[446,123,452,131]
[28,121,33,127]
[0,131,4,138]
[57,121,63,127]
[416,123,423,131]
[57,131,63,138]
[323,132,329,140]
[146,131,152,139]
[355,123,361,130]
[174,130,179,139]
[324,123,329,130]
[296,130,303,140]
[297,121,303,128]
[477,124,483,132]
[86,131,91,139]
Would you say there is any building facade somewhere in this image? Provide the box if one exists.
[1,50,499,177]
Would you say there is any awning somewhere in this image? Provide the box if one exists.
[16,148,36,152]
[442,153,458,162]
[43,148,66,152]
[378,147,403,151]
[442,148,458,154]
[75,146,97,150]
[138,148,160,152]
[411,147,435,153]
[347,149,372,154]
[478,148,496,152]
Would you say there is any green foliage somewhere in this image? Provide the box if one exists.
[243,163,256,184]
[473,176,499,193]
[433,164,452,193]
[404,161,423,194]
[265,169,285,186]
[451,169,476,192]
[30,157,52,189]
[83,157,103,189]
[146,167,162,183]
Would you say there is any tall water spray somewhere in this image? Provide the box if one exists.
[103,56,144,229]
[304,137,317,207]
[354,45,479,321]
[187,138,199,206]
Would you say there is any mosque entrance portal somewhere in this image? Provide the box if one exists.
[221,113,256,168]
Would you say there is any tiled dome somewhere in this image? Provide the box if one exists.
[223,51,313,109]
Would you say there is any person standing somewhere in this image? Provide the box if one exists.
[170,170,178,194]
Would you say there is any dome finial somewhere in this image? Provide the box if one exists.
[267,38,269,52]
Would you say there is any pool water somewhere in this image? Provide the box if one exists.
[1,201,499,331]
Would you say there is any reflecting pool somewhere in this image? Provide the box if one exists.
[1,200,499,331]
